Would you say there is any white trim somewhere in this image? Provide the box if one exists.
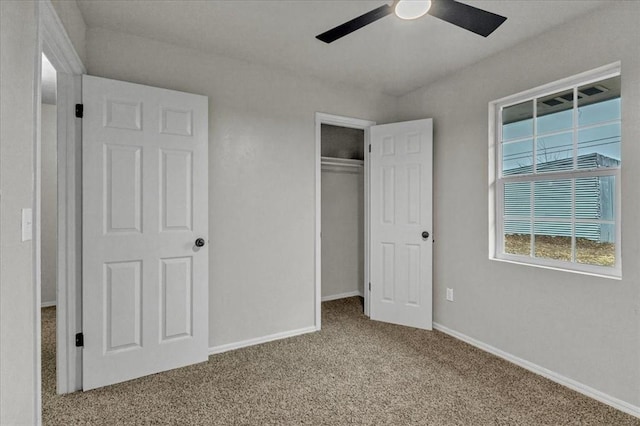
[39,0,86,396]
[41,301,57,308]
[491,62,620,109]
[433,322,640,419]
[33,3,43,423]
[208,326,317,355]
[498,167,619,183]
[315,112,376,130]
[54,74,83,394]
[314,113,376,331]
[363,126,371,318]
[321,291,363,302]
[490,256,621,280]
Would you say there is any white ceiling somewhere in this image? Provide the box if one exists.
[76,0,607,97]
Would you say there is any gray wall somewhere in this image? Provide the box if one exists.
[0,1,38,424]
[397,2,640,407]
[85,27,398,348]
[41,104,57,306]
[321,167,364,299]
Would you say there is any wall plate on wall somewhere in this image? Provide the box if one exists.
[22,208,33,242]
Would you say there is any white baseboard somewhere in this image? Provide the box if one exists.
[41,301,57,308]
[208,326,317,355]
[321,291,363,302]
[433,322,640,419]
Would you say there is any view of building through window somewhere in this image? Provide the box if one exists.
[497,74,620,271]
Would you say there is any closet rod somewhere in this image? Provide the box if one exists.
[320,156,364,168]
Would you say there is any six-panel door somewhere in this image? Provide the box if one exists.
[82,75,208,390]
[370,119,433,330]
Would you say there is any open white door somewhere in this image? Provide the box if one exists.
[370,119,433,330]
[82,75,209,390]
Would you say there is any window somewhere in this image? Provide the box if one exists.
[490,64,621,277]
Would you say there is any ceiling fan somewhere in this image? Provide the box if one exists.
[316,0,507,44]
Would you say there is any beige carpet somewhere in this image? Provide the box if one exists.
[42,298,638,425]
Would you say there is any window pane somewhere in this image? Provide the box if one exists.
[504,182,531,217]
[578,98,621,126]
[534,222,572,261]
[578,76,621,127]
[502,101,533,141]
[576,223,615,267]
[577,123,620,169]
[504,220,531,256]
[536,132,573,172]
[575,176,615,221]
[502,139,533,175]
[534,179,572,218]
[536,89,573,135]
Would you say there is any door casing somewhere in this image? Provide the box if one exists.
[40,0,86,399]
[30,2,86,422]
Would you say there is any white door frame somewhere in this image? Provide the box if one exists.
[36,0,86,407]
[314,112,376,329]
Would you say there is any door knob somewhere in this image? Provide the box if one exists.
[421,231,429,239]
[195,238,206,247]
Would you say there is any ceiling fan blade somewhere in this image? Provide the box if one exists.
[316,4,393,44]
[428,0,507,37]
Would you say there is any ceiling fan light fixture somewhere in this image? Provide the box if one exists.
[394,0,432,20]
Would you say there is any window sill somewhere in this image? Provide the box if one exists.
[490,255,621,281]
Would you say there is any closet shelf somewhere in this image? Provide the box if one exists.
[321,156,364,168]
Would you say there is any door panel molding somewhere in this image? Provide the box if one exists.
[82,75,208,390]
[370,119,433,330]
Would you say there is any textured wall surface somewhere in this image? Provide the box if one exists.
[397,2,640,407]
[321,167,364,299]
[0,1,38,424]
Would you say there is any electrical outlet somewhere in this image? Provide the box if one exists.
[446,288,454,302]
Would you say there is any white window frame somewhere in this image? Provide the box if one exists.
[489,62,621,279]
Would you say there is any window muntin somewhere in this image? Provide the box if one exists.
[494,71,621,276]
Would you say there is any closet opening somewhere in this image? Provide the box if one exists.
[314,113,376,329]
[321,124,364,304]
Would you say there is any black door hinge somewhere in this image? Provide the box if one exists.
[75,332,84,347]
[75,104,83,118]
[369,282,371,291]
[368,144,371,153]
